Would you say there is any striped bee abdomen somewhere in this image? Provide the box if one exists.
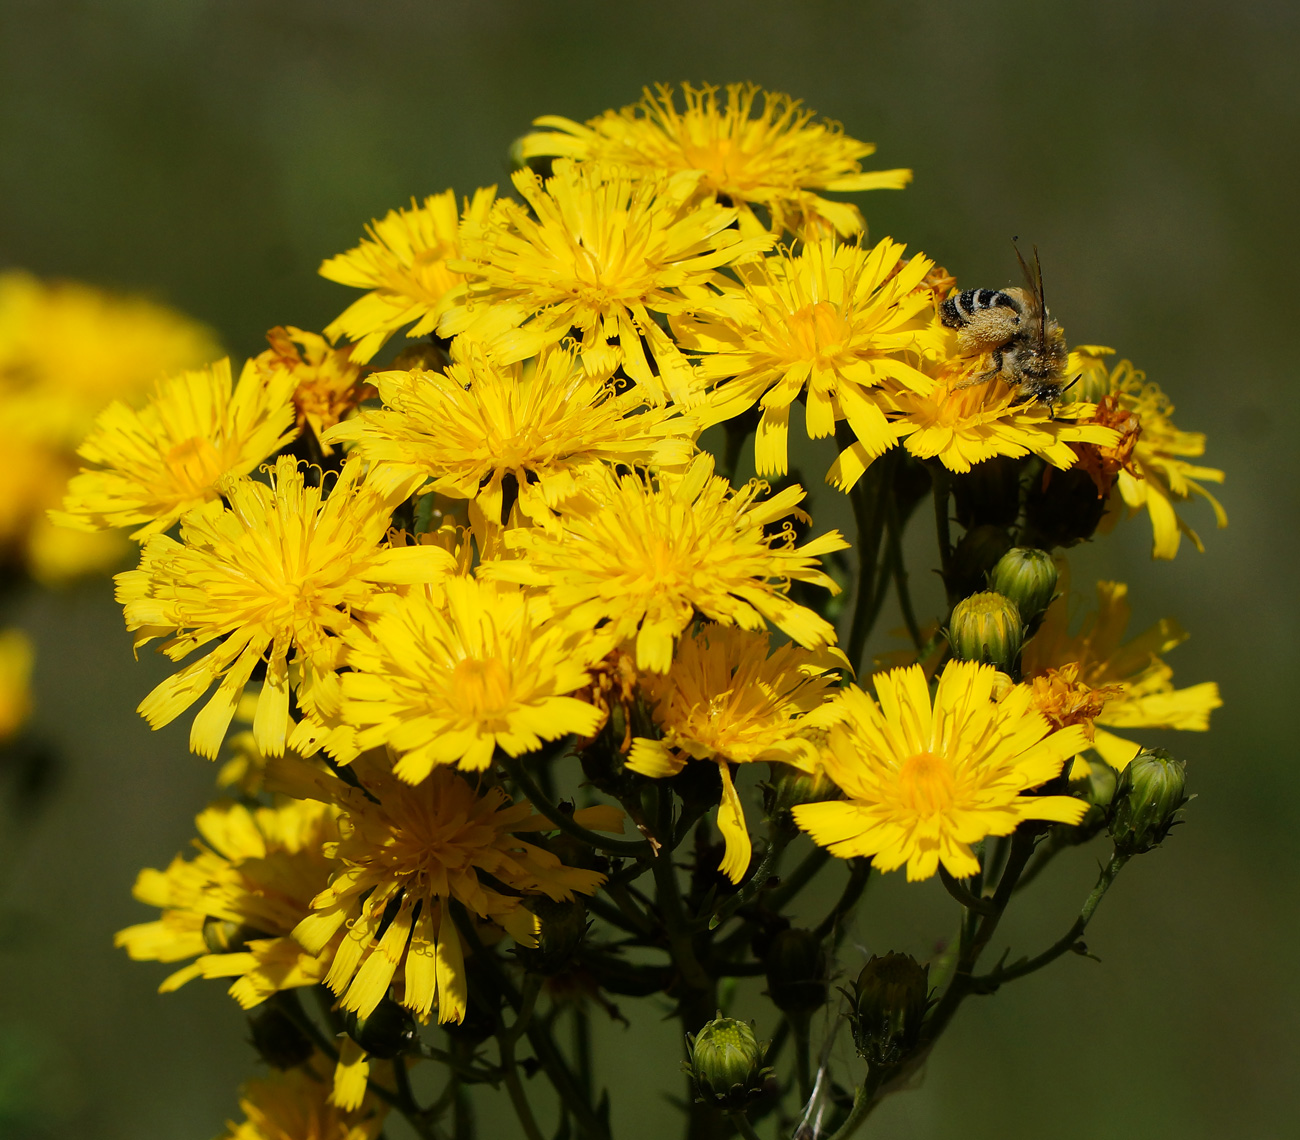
[939,288,1021,329]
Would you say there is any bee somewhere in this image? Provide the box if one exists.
[939,245,1070,410]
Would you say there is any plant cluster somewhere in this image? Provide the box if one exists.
[57,84,1223,1139]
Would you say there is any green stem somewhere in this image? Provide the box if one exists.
[885,487,924,650]
[791,1011,813,1107]
[652,853,713,991]
[824,1072,886,1140]
[729,1111,764,1140]
[708,826,791,930]
[815,860,872,942]
[846,464,889,671]
[938,867,998,915]
[499,753,652,857]
[974,851,1129,990]
[931,465,956,607]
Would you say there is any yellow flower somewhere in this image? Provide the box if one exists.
[0,270,217,449]
[628,625,845,882]
[0,628,33,743]
[517,83,911,241]
[54,358,297,539]
[794,661,1088,881]
[1021,578,1222,769]
[340,576,605,782]
[439,159,771,402]
[116,456,454,760]
[115,796,341,1009]
[1105,358,1226,559]
[325,343,696,531]
[676,238,943,480]
[252,327,375,456]
[319,187,496,363]
[870,345,1119,481]
[219,1058,385,1140]
[486,455,849,672]
[282,755,606,1026]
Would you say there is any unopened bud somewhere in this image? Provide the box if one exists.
[988,548,1059,621]
[763,763,839,821]
[343,997,417,1060]
[1109,748,1188,856]
[518,896,589,975]
[764,928,828,1015]
[948,591,1023,671]
[849,953,929,1069]
[686,1015,770,1109]
[248,1000,313,1070]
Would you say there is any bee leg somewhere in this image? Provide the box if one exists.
[952,350,1003,391]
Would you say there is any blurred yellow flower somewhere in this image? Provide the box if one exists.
[440,159,770,402]
[795,661,1088,881]
[486,455,848,672]
[320,187,496,363]
[628,625,845,881]
[0,628,34,743]
[518,83,911,240]
[116,456,454,760]
[219,1057,385,1139]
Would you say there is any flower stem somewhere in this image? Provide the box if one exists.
[931,464,955,606]
[729,1111,765,1140]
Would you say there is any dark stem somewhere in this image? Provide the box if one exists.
[930,465,956,607]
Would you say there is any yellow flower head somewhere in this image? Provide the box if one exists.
[1104,358,1226,560]
[628,625,846,882]
[283,755,606,1026]
[54,358,297,539]
[319,187,496,363]
[219,1059,384,1140]
[794,661,1088,881]
[870,346,1120,482]
[116,456,454,760]
[1021,577,1222,769]
[486,454,849,673]
[252,327,375,456]
[439,159,771,403]
[115,796,340,1009]
[340,576,605,782]
[517,83,911,241]
[0,270,217,448]
[0,628,33,743]
[676,238,943,479]
[325,343,696,530]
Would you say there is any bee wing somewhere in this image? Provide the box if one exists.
[1013,240,1049,345]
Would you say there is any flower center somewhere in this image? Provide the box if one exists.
[451,656,514,719]
[780,301,852,366]
[897,751,957,816]
[162,435,228,500]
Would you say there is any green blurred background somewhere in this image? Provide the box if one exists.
[1,1,1296,1136]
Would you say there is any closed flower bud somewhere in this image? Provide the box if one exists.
[764,928,829,1015]
[248,1000,314,1070]
[763,762,839,821]
[686,1015,770,1109]
[848,953,929,1069]
[517,895,589,975]
[988,547,1059,621]
[1109,748,1188,856]
[343,996,418,1060]
[948,591,1023,671]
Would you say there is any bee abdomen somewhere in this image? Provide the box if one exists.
[939,288,1020,329]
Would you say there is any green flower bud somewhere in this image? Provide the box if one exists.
[763,762,839,821]
[517,895,589,975]
[948,591,1023,671]
[763,928,829,1015]
[247,999,313,1070]
[848,953,929,1069]
[1109,748,1189,856]
[988,547,1059,621]
[686,1015,770,1109]
[343,997,418,1060]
